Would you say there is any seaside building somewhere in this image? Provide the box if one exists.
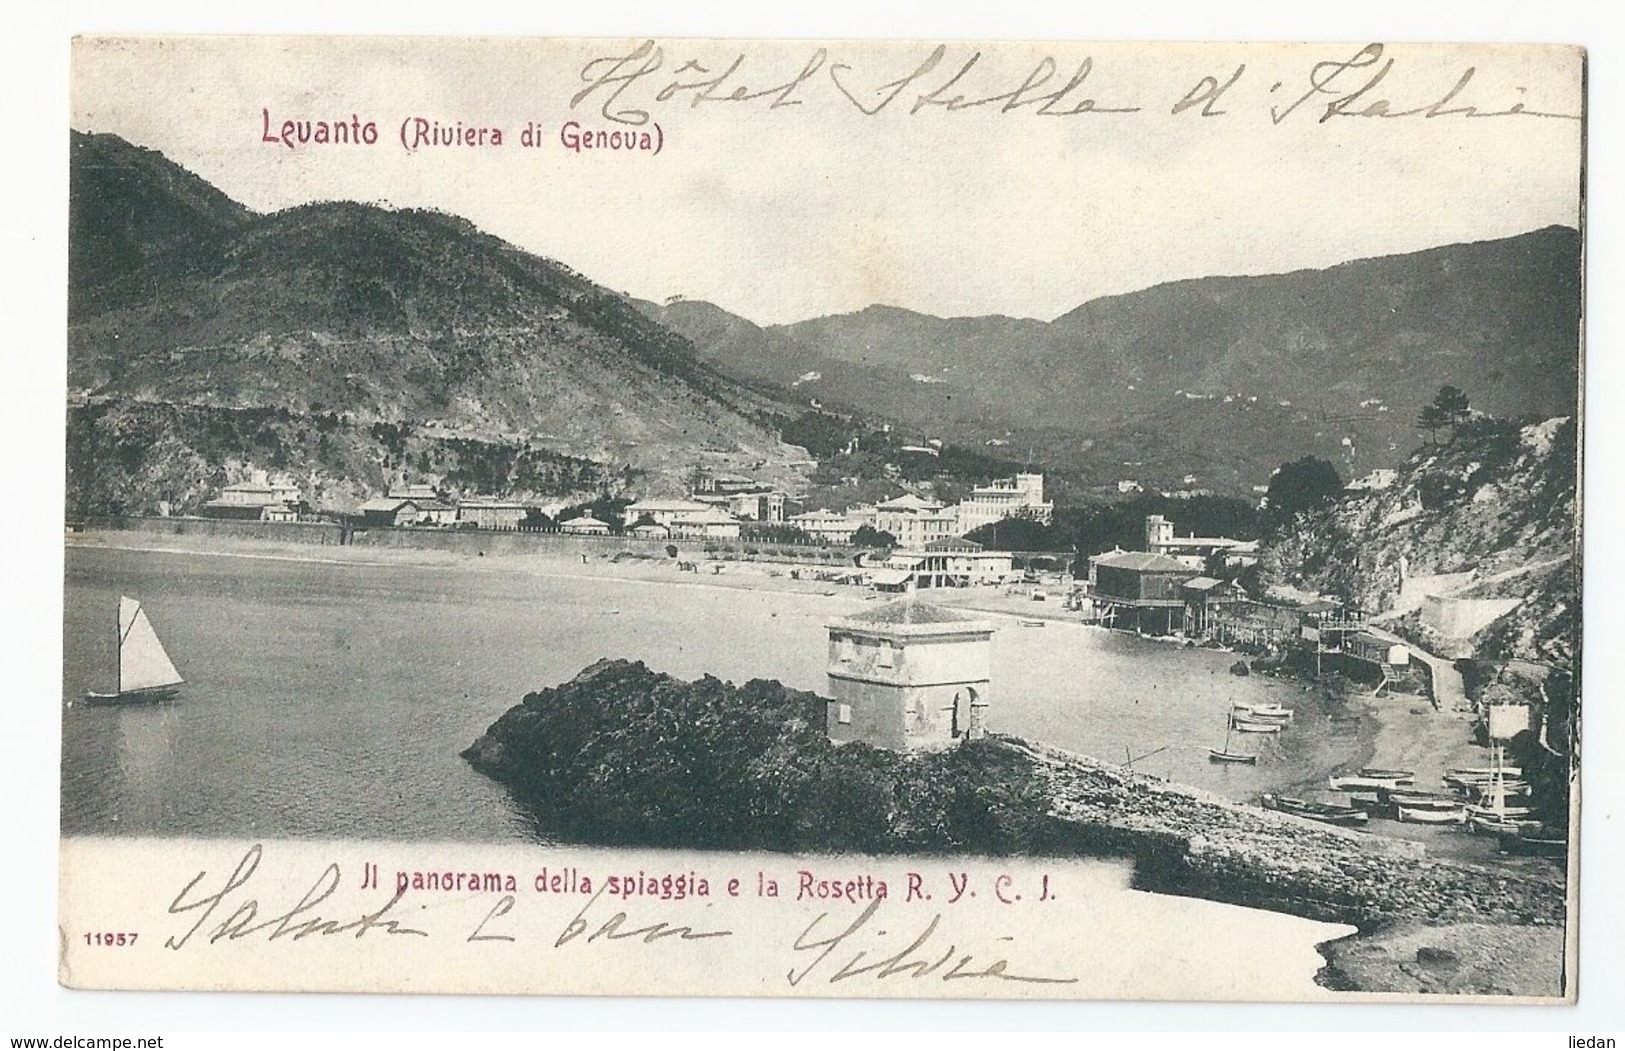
[825,600,994,752]
[358,498,422,528]
[459,500,529,531]
[901,536,1016,588]
[621,498,713,529]
[200,470,303,522]
[559,514,612,535]
[789,509,859,545]
[667,507,742,540]
[694,489,786,523]
[388,482,441,503]
[873,494,960,548]
[626,521,671,540]
[1085,550,1200,634]
[1142,514,1258,570]
[953,473,1054,533]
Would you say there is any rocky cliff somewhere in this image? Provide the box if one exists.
[1261,415,1579,667]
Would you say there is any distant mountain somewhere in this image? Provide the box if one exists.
[647,229,1581,493]
[70,132,252,303]
[68,132,805,512]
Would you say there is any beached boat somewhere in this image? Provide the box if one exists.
[1397,803,1466,824]
[1467,813,1543,836]
[1261,794,1369,827]
[1384,789,1463,807]
[1462,745,1536,831]
[1018,619,1046,628]
[1328,773,1410,791]
[1230,717,1282,734]
[1208,719,1257,764]
[1234,703,1293,720]
[1449,764,1524,779]
[84,596,184,706]
[1359,767,1415,782]
[1497,830,1568,858]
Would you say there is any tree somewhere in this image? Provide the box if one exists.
[1419,385,1471,443]
[1265,456,1343,524]
[852,525,897,549]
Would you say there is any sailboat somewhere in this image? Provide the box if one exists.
[1209,706,1258,764]
[1465,743,1535,831]
[84,596,184,706]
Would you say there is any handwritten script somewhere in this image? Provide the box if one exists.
[157,845,1073,988]
[570,42,1580,128]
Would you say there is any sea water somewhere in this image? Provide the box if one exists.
[61,544,1357,841]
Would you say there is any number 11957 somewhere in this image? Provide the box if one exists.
[83,932,138,946]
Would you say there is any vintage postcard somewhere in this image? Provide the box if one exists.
[60,36,1582,1002]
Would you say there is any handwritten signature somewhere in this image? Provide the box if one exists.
[788,898,1077,986]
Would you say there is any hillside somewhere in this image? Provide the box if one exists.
[67,131,807,512]
[1260,415,1579,667]
[650,229,1581,493]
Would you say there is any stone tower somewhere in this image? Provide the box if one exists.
[825,600,994,752]
[1144,514,1174,552]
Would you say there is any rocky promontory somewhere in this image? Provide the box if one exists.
[464,659,1568,996]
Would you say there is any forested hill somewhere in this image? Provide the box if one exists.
[67,131,808,513]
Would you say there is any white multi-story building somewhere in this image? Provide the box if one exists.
[952,473,1053,534]
[872,494,960,548]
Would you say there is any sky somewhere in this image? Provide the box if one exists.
[69,37,1583,325]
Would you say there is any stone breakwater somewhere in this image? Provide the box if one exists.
[1000,738,1566,930]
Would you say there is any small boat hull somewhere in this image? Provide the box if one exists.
[1208,749,1257,764]
[1262,794,1369,826]
[1328,775,1408,791]
[1497,832,1567,858]
[1231,718,1281,734]
[83,685,180,707]
[1359,768,1415,782]
[1467,814,1543,836]
[1397,804,1466,824]
[1449,765,1524,779]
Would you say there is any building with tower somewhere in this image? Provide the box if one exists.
[824,600,994,752]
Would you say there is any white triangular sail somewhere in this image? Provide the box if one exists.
[118,596,182,693]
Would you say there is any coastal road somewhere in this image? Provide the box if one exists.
[1362,624,1468,713]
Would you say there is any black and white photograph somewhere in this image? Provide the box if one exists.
[51,34,1583,1006]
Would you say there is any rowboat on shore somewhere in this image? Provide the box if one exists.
[1261,794,1369,827]
[1328,773,1410,791]
[1228,701,1293,717]
[1359,767,1415,781]
[1448,764,1524,779]
[1397,803,1467,824]
[1497,830,1568,858]
[1230,717,1282,734]
[1209,715,1258,764]
[1467,813,1543,836]
[1018,619,1046,627]
[1384,789,1462,807]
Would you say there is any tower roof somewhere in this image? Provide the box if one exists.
[828,599,994,638]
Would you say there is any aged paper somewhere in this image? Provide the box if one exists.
[61,36,1582,1003]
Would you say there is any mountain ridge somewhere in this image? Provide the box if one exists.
[67,130,809,512]
[644,225,1580,492]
